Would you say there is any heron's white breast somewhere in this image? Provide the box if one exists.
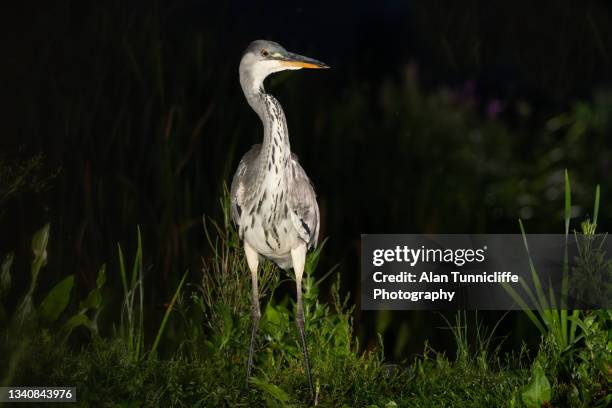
[240,173,300,259]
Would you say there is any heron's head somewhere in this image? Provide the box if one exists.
[239,40,329,94]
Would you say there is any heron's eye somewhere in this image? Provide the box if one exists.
[261,49,270,57]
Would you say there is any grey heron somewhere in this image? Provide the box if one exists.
[230,39,328,399]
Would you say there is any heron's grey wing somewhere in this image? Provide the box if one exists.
[230,144,262,231]
[288,154,320,249]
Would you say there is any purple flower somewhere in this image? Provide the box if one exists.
[486,99,504,119]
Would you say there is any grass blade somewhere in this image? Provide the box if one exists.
[117,243,128,297]
[593,184,600,226]
[564,169,571,236]
[561,170,571,345]
[502,282,546,334]
[149,271,188,359]
[519,220,550,310]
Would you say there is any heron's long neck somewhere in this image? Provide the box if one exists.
[246,90,292,184]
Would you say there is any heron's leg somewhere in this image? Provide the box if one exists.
[243,242,260,390]
[291,244,314,400]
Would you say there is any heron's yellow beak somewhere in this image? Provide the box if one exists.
[279,52,329,69]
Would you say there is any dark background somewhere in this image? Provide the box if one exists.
[2,0,611,359]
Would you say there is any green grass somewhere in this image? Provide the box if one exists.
[501,174,611,407]
[503,171,581,352]
[1,190,610,407]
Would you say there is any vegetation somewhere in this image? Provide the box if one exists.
[1,189,610,407]
[503,176,611,407]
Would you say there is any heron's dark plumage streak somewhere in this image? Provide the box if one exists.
[230,39,327,400]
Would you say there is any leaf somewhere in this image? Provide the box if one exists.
[62,313,93,335]
[593,184,600,226]
[564,169,571,236]
[249,377,291,404]
[30,223,50,288]
[305,237,328,274]
[0,252,14,299]
[376,309,392,336]
[32,223,50,260]
[117,243,128,297]
[522,362,551,408]
[80,289,103,311]
[96,264,106,289]
[264,302,282,326]
[39,274,74,323]
[219,305,234,350]
[149,270,188,359]
[131,226,143,289]
[78,264,107,311]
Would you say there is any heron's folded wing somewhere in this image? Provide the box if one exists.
[288,155,320,249]
[230,144,262,229]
